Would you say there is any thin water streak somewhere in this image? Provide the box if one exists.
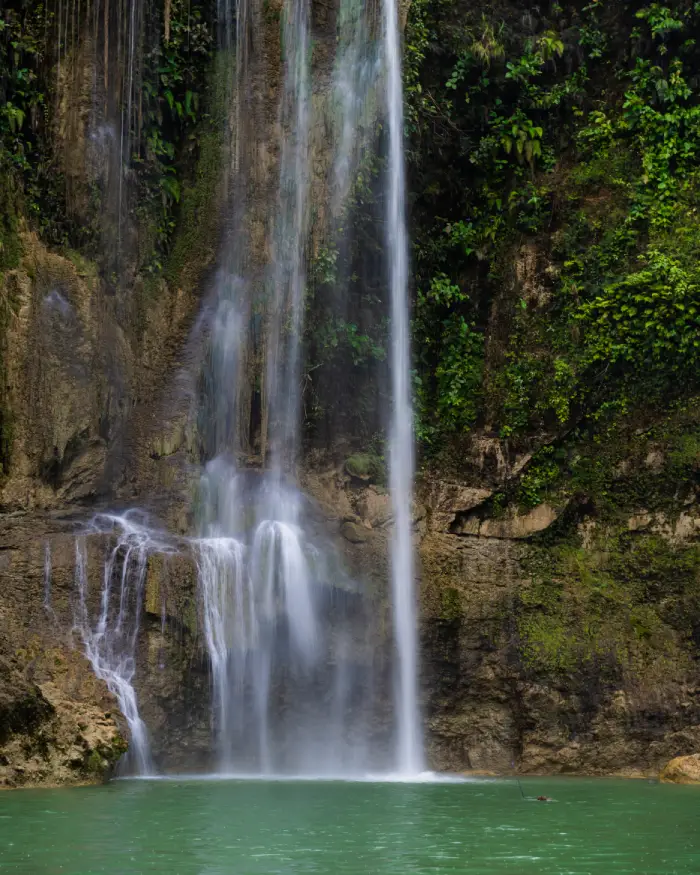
[382,0,423,774]
[265,0,311,471]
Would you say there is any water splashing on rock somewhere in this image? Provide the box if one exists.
[72,513,170,775]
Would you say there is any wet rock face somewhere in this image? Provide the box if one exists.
[340,520,369,543]
[0,516,132,787]
[3,439,699,784]
[0,239,110,510]
[414,454,700,777]
[0,661,54,748]
[2,421,700,785]
[452,502,560,539]
[0,233,202,516]
[0,633,126,789]
[421,608,700,776]
[0,678,127,789]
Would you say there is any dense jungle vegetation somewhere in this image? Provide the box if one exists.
[406,0,700,471]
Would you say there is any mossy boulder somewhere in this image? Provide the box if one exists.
[340,521,369,544]
[660,754,700,785]
[344,453,383,483]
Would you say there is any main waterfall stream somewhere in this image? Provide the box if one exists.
[383,0,423,775]
[61,0,424,779]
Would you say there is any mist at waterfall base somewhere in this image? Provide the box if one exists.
[62,0,426,781]
[194,462,383,777]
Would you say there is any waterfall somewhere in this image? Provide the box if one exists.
[195,533,248,769]
[331,0,380,216]
[67,0,424,779]
[190,0,423,773]
[265,0,311,469]
[382,0,423,774]
[195,463,371,775]
[192,0,316,763]
[117,0,142,256]
[72,513,168,775]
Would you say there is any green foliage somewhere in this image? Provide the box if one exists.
[578,249,700,372]
[134,0,215,274]
[635,4,685,42]
[345,452,385,483]
[84,750,104,775]
[312,246,339,287]
[0,9,44,172]
[407,0,700,448]
[667,430,700,474]
[413,272,483,447]
[439,587,463,621]
[516,446,560,509]
[164,127,223,287]
[406,1,582,447]
[515,530,700,677]
[303,152,388,443]
[0,3,83,249]
[315,317,386,368]
[497,112,543,166]
[308,238,387,373]
[484,396,700,530]
[433,314,483,432]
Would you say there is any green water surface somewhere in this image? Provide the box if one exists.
[0,777,698,874]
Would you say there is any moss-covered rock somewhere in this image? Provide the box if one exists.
[660,755,700,785]
[340,521,369,544]
[345,453,383,482]
[0,655,127,789]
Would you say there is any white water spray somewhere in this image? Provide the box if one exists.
[195,463,358,775]
[382,0,423,774]
[72,513,170,775]
[195,534,248,768]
